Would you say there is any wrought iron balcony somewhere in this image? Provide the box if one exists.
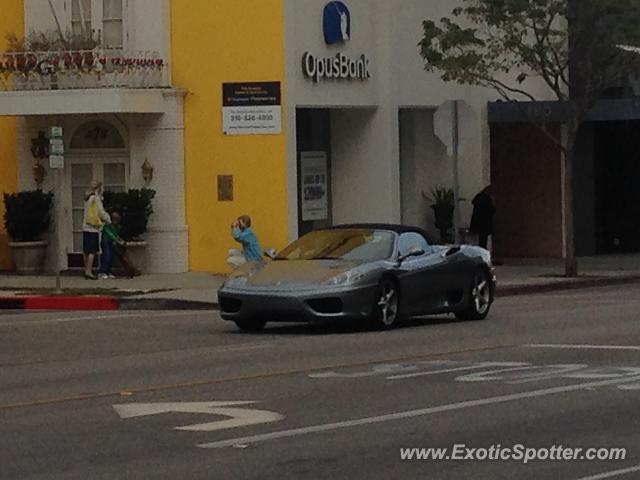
[0,49,167,91]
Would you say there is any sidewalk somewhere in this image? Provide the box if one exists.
[1,254,640,310]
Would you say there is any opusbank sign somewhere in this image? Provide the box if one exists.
[302,1,371,83]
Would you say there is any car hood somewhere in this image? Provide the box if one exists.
[241,260,360,288]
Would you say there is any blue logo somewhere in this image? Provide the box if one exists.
[323,1,351,45]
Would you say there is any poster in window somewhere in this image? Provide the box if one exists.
[300,152,328,221]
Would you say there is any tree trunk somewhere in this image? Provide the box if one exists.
[562,124,579,277]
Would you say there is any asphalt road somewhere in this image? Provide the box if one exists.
[2,284,640,479]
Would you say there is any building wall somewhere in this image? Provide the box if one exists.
[0,0,23,270]
[285,0,556,242]
[172,0,288,272]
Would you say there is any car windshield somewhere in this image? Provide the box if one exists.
[276,229,395,262]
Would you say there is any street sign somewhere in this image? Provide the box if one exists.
[49,126,64,169]
[113,401,284,433]
[49,154,64,169]
[50,138,64,155]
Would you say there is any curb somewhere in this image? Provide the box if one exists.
[2,275,640,311]
[0,296,119,311]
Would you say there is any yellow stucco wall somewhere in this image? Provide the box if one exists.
[171,0,288,273]
[0,1,23,270]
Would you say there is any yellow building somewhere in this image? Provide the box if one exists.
[0,0,23,270]
[171,0,288,272]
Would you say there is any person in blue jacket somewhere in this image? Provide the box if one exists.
[229,215,263,268]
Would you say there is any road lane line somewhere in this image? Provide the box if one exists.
[576,465,640,480]
[0,344,515,411]
[198,374,640,449]
[526,345,640,351]
[387,362,528,380]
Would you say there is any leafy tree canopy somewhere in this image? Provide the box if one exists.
[420,0,640,127]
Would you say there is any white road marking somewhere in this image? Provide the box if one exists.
[388,362,527,380]
[576,465,640,480]
[526,344,640,351]
[114,401,284,433]
[309,361,457,379]
[198,374,640,449]
[0,310,210,327]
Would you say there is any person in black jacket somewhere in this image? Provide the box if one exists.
[469,185,496,249]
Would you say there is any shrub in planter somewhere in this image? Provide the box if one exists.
[3,190,53,241]
[103,189,155,241]
[424,187,455,243]
[3,190,53,274]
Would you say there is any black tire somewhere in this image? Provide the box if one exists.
[234,319,267,332]
[456,268,492,321]
[370,277,400,330]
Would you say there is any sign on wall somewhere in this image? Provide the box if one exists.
[302,1,372,83]
[222,82,282,135]
[300,152,329,221]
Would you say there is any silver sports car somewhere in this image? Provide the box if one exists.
[218,224,496,331]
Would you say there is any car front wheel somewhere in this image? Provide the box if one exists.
[371,277,400,330]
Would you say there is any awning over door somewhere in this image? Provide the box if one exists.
[0,88,173,116]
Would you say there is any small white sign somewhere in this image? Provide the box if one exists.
[50,126,63,138]
[223,105,282,135]
[300,152,329,221]
[50,138,64,155]
[49,154,64,169]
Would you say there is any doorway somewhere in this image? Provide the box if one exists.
[296,108,332,236]
[65,120,128,267]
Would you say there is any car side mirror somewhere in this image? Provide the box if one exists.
[398,247,425,264]
[264,248,278,260]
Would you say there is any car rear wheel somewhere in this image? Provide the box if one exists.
[456,268,492,321]
[234,319,267,332]
[371,277,400,330]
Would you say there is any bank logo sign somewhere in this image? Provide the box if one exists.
[324,1,351,45]
[302,1,371,83]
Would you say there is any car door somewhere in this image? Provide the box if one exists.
[395,232,449,315]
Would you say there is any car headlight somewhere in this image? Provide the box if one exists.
[323,271,364,286]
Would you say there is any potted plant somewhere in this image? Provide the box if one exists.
[424,186,455,243]
[103,188,155,271]
[3,190,54,274]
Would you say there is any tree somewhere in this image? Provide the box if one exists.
[419,0,640,276]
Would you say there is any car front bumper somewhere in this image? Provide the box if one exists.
[218,284,377,322]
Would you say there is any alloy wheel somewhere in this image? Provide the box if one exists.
[471,273,491,315]
[377,279,398,326]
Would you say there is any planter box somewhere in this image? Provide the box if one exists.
[9,240,48,274]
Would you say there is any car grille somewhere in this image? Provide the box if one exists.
[306,298,343,314]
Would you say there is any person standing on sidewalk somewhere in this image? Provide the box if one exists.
[469,185,496,250]
[82,181,110,280]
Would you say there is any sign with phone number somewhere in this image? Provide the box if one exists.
[222,82,282,135]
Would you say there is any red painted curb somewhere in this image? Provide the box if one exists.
[0,296,118,311]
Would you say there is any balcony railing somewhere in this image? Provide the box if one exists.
[0,50,167,91]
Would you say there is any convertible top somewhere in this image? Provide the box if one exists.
[331,223,439,245]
